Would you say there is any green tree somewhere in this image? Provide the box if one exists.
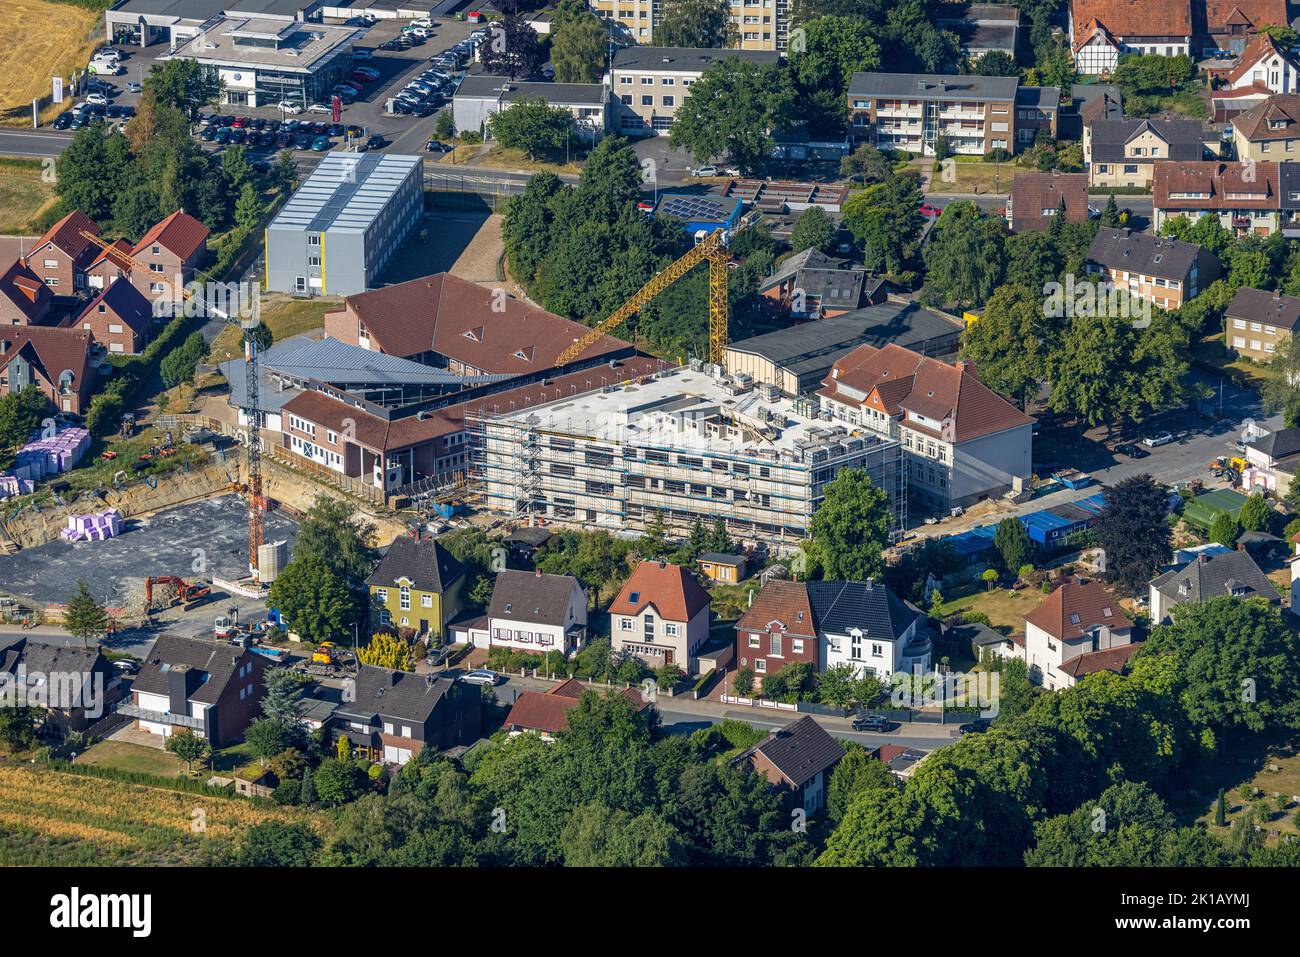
[1092,474,1173,594]
[816,662,860,710]
[487,97,575,159]
[808,468,892,582]
[245,719,295,765]
[959,283,1056,407]
[267,551,355,644]
[433,110,456,142]
[359,632,413,671]
[839,143,895,184]
[840,171,924,276]
[165,728,209,772]
[668,59,795,175]
[0,386,51,452]
[478,15,545,79]
[1238,492,1274,533]
[790,205,836,254]
[921,202,1006,310]
[787,15,881,134]
[1209,511,1241,548]
[550,0,608,84]
[561,803,686,865]
[234,181,264,231]
[0,706,40,751]
[732,666,755,696]
[235,821,320,867]
[143,58,220,118]
[654,0,734,47]
[970,50,1017,75]
[993,517,1033,574]
[63,579,108,648]
[825,742,897,823]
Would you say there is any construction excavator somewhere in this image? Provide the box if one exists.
[144,575,211,611]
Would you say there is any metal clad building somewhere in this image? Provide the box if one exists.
[264,152,423,296]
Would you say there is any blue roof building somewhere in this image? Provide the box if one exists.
[654,194,743,238]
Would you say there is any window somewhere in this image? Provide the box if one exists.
[755,659,766,673]
[421,594,432,608]
[308,235,320,246]
[792,638,804,654]
[400,586,410,610]
[620,617,634,631]
[665,623,678,637]
[748,634,760,648]
[661,95,674,107]
[375,587,388,602]
[641,95,653,106]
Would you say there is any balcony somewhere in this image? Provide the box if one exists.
[114,702,204,731]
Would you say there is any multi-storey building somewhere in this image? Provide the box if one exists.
[607,45,780,135]
[474,365,906,546]
[1231,93,1300,162]
[1223,285,1300,360]
[1069,0,1193,74]
[1219,31,1300,96]
[453,77,611,141]
[1085,117,1208,189]
[589,0,792,50]
[1152,160,1280,236]
[1084,227,1221,311]
[847,73,1056,157]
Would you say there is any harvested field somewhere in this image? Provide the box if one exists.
[0,0,102,127]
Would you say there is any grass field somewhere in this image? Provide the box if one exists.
[207,296,338,362]
[75,740,186,776]
[0,157,58,233]
[918,160,1018,196]
[0,764,312,865]
[944,584,1045,636]
[1194,743,1300,843]
[0,0,103,127]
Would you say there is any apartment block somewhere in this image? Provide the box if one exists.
[608,45,779,135]
[1231,93,1300,162]
[1085,117,1208,189]
[1152,160,1280,236]
[847,73,1055,157]
[589,0,792,50]
[474,365,906,548]
[1224,286,1300,360]
[1084,227,1221,311]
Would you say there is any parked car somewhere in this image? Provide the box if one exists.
[281,119,300,134]
[306,102,331,114]
[353,47,374,59]
[1114,442,1149,459]
[364,133,386,150]
[274,131,292,148]
[852,714,897,733]
[344,123,364,137]
[690,165,719,177]
[294,132,313,149]
[958,718,991,735]
[425,139,451,152]
[919,202,942,217]
[111,659,140,675]
[379,39,403,51]
[409,17,433,27]
[213,127,231,144]
[52,112,72,130]
[1142,431,1174,448]
[310,135,331,151]
[278,101,303,114]
[458,669,501,686]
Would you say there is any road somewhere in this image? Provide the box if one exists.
[0,129,72,158]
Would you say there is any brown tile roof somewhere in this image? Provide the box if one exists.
[1153,160,1279,210]
[1009,171,1090,232]
[1231,93,1300,140]
[1203,0,1288,34]
[0,324,91,390]
[504,680,647,734]
[89,238,134,273]
[1226,285,1300,332]
[1080,90,1123,125]
[336,272,631,372]
[818,342,1033,443]
[29,210,101,266]
[132,210,209,262]
[280,389,462,453]
[457,356,667,419]
[611,560,712,623]
[1225,32,1296,85]
[735,579,817,638]
[1071,0,1192,48]
[0,259,52,322]
[740,714,845,789]
[1023,578,1133,641]
[1057,642,1140,679]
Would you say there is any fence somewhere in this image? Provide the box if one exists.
[423,170,524,212]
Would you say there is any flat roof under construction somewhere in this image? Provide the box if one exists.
[268,152,421,235]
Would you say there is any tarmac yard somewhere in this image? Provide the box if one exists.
[0,495,298,609]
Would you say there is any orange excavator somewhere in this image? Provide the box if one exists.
[145,576,211,611]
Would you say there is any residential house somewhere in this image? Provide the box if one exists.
[817,343,1035,509]
[1152,160,1280,235]
[1149,549,1280,623]
[1084,226,1221,310]
[1067,83,1123,143]
[504,677,649,741]
[0,326,94,414]
[0,638,123,735]
[330,665,480,765]
[1199,0,1291,55]
[1231,93,1300,162]
[847,72,1054,157]
[128,210,210,312]
[64,279,156,354]
[938,3,1023,61]
[484,568,588,655]
[366,534,465,639]
[734,714,845,815]
[1069,0,1194,74]
[1022,577,1137,690]
[0,259,52,326]
[1241,426,1300,496]
[1085,117,1208,188]
[1224,285,1300,360]
[1007,170,1091,232]
[609,560,712,674]
[1219,30,1300,95]
[1281,161,1300,236]
[22,210,102,297]
[734,578,930,682]
[85,239,133,292]
[453,76,610,141]
[696,552,747,584]
[758,248,873,319]
[607,46,781,135]
[123,634,269,746]
[1014,85,1062,148]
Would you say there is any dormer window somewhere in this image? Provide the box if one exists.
[504,602,512,613]
[629,591,639,604]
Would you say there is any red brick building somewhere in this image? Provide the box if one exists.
[128,210,210,309]
[23,210,102,296]
[65,278,156,354]
[0,326,93,413]
[0,259,52,326]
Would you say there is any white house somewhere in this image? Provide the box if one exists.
[1022,577,1137,690]
[483,569,588,655]
[610,560,712,674]
[1222,32,1300,95]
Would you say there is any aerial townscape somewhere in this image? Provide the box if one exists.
[0,0,1298,913]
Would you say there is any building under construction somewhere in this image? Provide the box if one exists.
[471,364,905,547]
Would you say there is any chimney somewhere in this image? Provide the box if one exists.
[167,665,191,717]
[658,559,666,569]
[535,567,542,578]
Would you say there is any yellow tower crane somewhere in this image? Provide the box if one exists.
[555,211,760,369]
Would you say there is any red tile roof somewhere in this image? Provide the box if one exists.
[1231,93,1300,140]
[280,389,462,453]
[611,560,712,623]
[819,342,1033,443]
[735,579,817,638]
[1009,171,1090,233]
[1057,642,1140,679]
[29,210,101,266]
[335,272,631,372]
[132,210,209,262]
[1203,0,1288,34]
[1225,32,1296,86]
[1153,161,1279,210]
[1024,578,1133,641]
[1071,0,1192,48]
[0,258,52,323]
[504,679,647,734]
[88,239,134,274]
[0,325,92,392]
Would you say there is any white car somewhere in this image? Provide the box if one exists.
[277,101,303,114]
[1142,431,1174,448]
[88,60,123,76]
[85,92,110,106]
[93,47,122,61]
[408,17,433,28]
[307,102,332,113]
[458,669,501,687]
[353,48,374,60]
[691,165,719,177]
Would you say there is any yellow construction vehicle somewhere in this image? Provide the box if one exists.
[311,641,338,665]
[554,211,761,369]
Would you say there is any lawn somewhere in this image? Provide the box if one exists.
[0,0,103,127]
[1192,333,1277,390]
[919,160,1019,196]
[207,296,338,362]
[471,146,585,176]
[0,157,58,233]
[943,584,1046,636]
[1193,741,1300,843]
[75,740,185,776]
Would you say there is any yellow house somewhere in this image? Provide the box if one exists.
[366,535,465,640]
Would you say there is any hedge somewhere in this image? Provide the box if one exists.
[45,759,238,798]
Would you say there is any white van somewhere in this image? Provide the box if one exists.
[88,58,124,76]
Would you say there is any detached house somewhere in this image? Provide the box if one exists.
[1069,0,1193,74]
[1007,170,1091,232]
[1224,285,1300,360]
[1152,160,1280,235]
[1085,117,1208,189]
[484,568,588,655]
[610,560,712,674]
[1200,0,1291,55]
[366,534,465,639]
[0,638,123,736]
[759,248,873,319]
[735,578,931,683]
[1021,577,1137,690]
[331,665,480,765]
[123,634,269,746]
[1149,549,1280,623]
[0,327,94,414]
[1231,94,1300,161]
[128,210,210,313]
[1220,31,1300,95]
[504,678,649,741]
[64,278,156,355]
[735,715,845,815]
[1085,227,1221,310]
[22,210,101,296]
[818,343,1035,509]
[0,259,52,326]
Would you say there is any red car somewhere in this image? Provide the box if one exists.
[349,71,371,83]
[919,203,942,217]
[231,115,248,128]
[636,200,654,213]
